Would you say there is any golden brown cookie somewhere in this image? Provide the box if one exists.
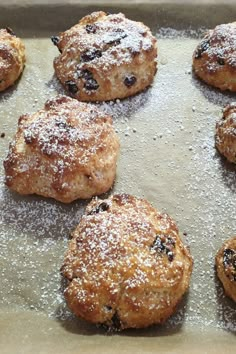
[215,102,236,163]
[192,22,236,91]
[215,237,236,302]
[61,194,193,329]
[0,27,25,92]
[52,11,157,101]
[4,95,120,203]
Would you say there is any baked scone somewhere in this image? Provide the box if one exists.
[215,236,236,302]
[192,22,236,91]
[52,11,157,101]
[3,95,120,203]
[0,27,25,92]
[61,194,193,329]
[215,102,236,163]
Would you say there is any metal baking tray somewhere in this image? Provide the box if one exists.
[0,1,236,353]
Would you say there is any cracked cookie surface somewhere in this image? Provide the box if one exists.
[52,11,157,101]
[216,236,236,302]
[61,194,193,329]
[4,95,120,203]
[0,27,25,92]
[192,22,236,91]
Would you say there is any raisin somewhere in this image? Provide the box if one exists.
[200,40,210,52]
[81,49,102,62]
[51,36,60,46]
[151,237,166,253]
[85,24,97,34]
[105,305,112,311]
[124,75,137,87]
[217,57,225,65]
[167,237,175,246]
[55,119,72,132]
[106,33,127,45]
[84,78,99,91]
[223,248,236,266]
[111,312,121,329]
[223,248,236,280]
[77,68,93,80]
[88,202,109,215]
[167,251,174,262]
[65,80,78,94]
[0,132,5,138]
[151,235,175,262]
[5,27,16,36]
[194,39,210,59]
[24,132,33,144]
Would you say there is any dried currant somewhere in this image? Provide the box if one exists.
[81,49,102,62]
[51,36,60,46]
[223,248,236,281]
[54,119,73,132]
[124,75,137,87]
[77,68,93,80]
[24,131,34,144]
[106,33,127,45]
[111,311,121,329]
[88,202,109,215]
[194,39,210,59]
[65,80,78,94]
[85,24,97,34]
[151,235,175,262]
[84,78,99,91]
[217,57,225,65]
[6,27,16,36]
[223,248,236,266]
[167,251,174,262]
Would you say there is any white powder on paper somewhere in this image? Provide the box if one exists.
[0,28,236,332]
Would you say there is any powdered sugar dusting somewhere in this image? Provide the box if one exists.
[0,28,236,333]
[193,22,236,72]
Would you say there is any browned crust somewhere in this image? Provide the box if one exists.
[215,102,236,163]
[215,236,236,302]
[0,28,25,91]
[4,95,120,203]
[52,11,157,101]
[61,194,193,329]
[192,22,236,92]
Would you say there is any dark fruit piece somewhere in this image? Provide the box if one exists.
[151,235,175,262]
[194,39,210,59]
[65,80,78,94]
[111,311,121,329]
[77,68,93,80]
[88,202,109,215]
[85,24,97,34]
[84,78,99,91]
[105,33,127,45]
[81,49,102,62]
[51,36,60,46]
[124,75,137,87]
[5,27,16,36]
[223,248,236,281]
[217,57,225,65]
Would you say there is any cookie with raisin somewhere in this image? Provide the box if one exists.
[0,27,25,92]
[215,102,236,163]
[52,11,157,101]
[4,95,120,203]
[193,22,236,91]
[61,194,193,329]
[215,236,236,302]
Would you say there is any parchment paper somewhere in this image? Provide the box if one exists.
[0,2,236,353]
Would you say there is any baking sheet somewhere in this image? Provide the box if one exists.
[1,1,236,353]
